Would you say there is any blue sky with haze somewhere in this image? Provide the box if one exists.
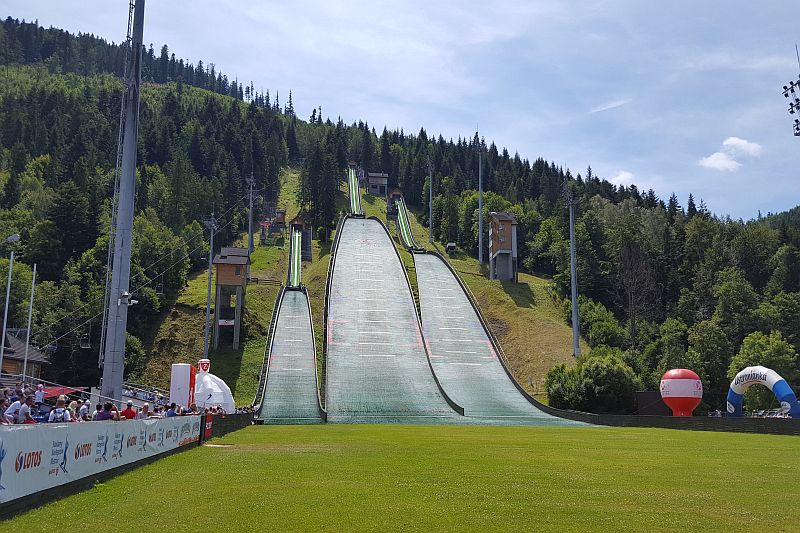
[3,0,799,219]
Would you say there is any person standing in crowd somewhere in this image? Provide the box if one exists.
[137,403,150,419]
[95,402,119,421]
[34,384,45,406]
[165,403,179,417]
[19,396,36,424]
[48,398,71,423]
[67,400,79,422]
[120,400,137,420]
[0,398,11,424]
[91,403,102,421]
[79,400,91,421]
[4,397,22,423]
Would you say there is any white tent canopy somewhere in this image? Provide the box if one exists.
[194,371,235,413]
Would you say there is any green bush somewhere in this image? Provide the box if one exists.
[546,351,642,414]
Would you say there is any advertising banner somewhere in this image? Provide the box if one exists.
[0,415,201,504]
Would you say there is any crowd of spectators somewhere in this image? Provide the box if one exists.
[1,380,252,425]
[1,387,219,425]
[122,386,169,407]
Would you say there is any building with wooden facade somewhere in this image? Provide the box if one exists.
[488,211,518,282]
[213,247,250,349]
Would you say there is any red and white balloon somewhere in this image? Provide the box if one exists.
[659,369,703,416]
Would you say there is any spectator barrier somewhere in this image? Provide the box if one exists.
[203,412,254,440]
[0,415,202,517]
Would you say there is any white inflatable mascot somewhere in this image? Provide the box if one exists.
[194,358,236,413]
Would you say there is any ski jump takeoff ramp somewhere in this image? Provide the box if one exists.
[256,230,325,424]
[414,253,584,426]
[395,196,422,251]
[325,217,462,423]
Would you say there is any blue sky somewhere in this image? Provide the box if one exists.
[4,0,800,219]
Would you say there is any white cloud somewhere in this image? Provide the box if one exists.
[589,98,631,114]
[610,170,635,186]
[722,136,762,156]
[698,151,741,171]
[698,136,761,171]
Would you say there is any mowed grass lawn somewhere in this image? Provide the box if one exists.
[9,425,800,532]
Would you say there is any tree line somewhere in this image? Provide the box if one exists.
[3,16,799,414]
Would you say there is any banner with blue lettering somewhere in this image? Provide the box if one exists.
[0,416,201,504]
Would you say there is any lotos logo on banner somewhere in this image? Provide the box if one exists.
[198,358,211,373]
[15,451,42,473]
[1,416,202,505]
[74,443,92,460]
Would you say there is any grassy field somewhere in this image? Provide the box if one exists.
[9,424,800,532]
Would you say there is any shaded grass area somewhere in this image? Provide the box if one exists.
[363,192,584,398]
[9,424,800,532]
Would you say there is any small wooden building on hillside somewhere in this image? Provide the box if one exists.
[213,247,250,349]
[364,172,389,197]
[289,212,313,261]
[488,212,518,282]
[387,188,403,222]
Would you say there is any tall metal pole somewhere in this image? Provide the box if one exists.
[247,172,255,253]
[100,0,145,401]
[428,158,433,243]
[0,250,14,375]
[203,214,218,359]
[567,185,581,357]
[22,263,36,378]
[478,147,484,265]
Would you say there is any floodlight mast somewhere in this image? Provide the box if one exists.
[100,0,145,402]
[780,47,800,137]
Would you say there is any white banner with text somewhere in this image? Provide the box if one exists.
[0,416,201,503]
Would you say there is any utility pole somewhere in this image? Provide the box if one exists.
[478,142,484,265]
[428,157,433,243]
[100,0,145,402]
[203,213,218,359]
[246,172,255,253]
[0,233,19,376]
[564,178,581,357]
[22,264,36,378]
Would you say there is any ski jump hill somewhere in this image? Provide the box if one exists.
[256,170,582,426]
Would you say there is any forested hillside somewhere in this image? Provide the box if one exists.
[1,16,799,414]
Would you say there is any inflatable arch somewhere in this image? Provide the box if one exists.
[726,365,800,417]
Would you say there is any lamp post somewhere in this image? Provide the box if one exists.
[22,263,36,379]
[563,180,581,357]
[478,142,484,265]
[428,157,433,243]
[0,233,20,376]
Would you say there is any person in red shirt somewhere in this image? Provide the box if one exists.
[120,400,137,420]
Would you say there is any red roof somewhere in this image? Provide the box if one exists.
[43,386,87,399]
